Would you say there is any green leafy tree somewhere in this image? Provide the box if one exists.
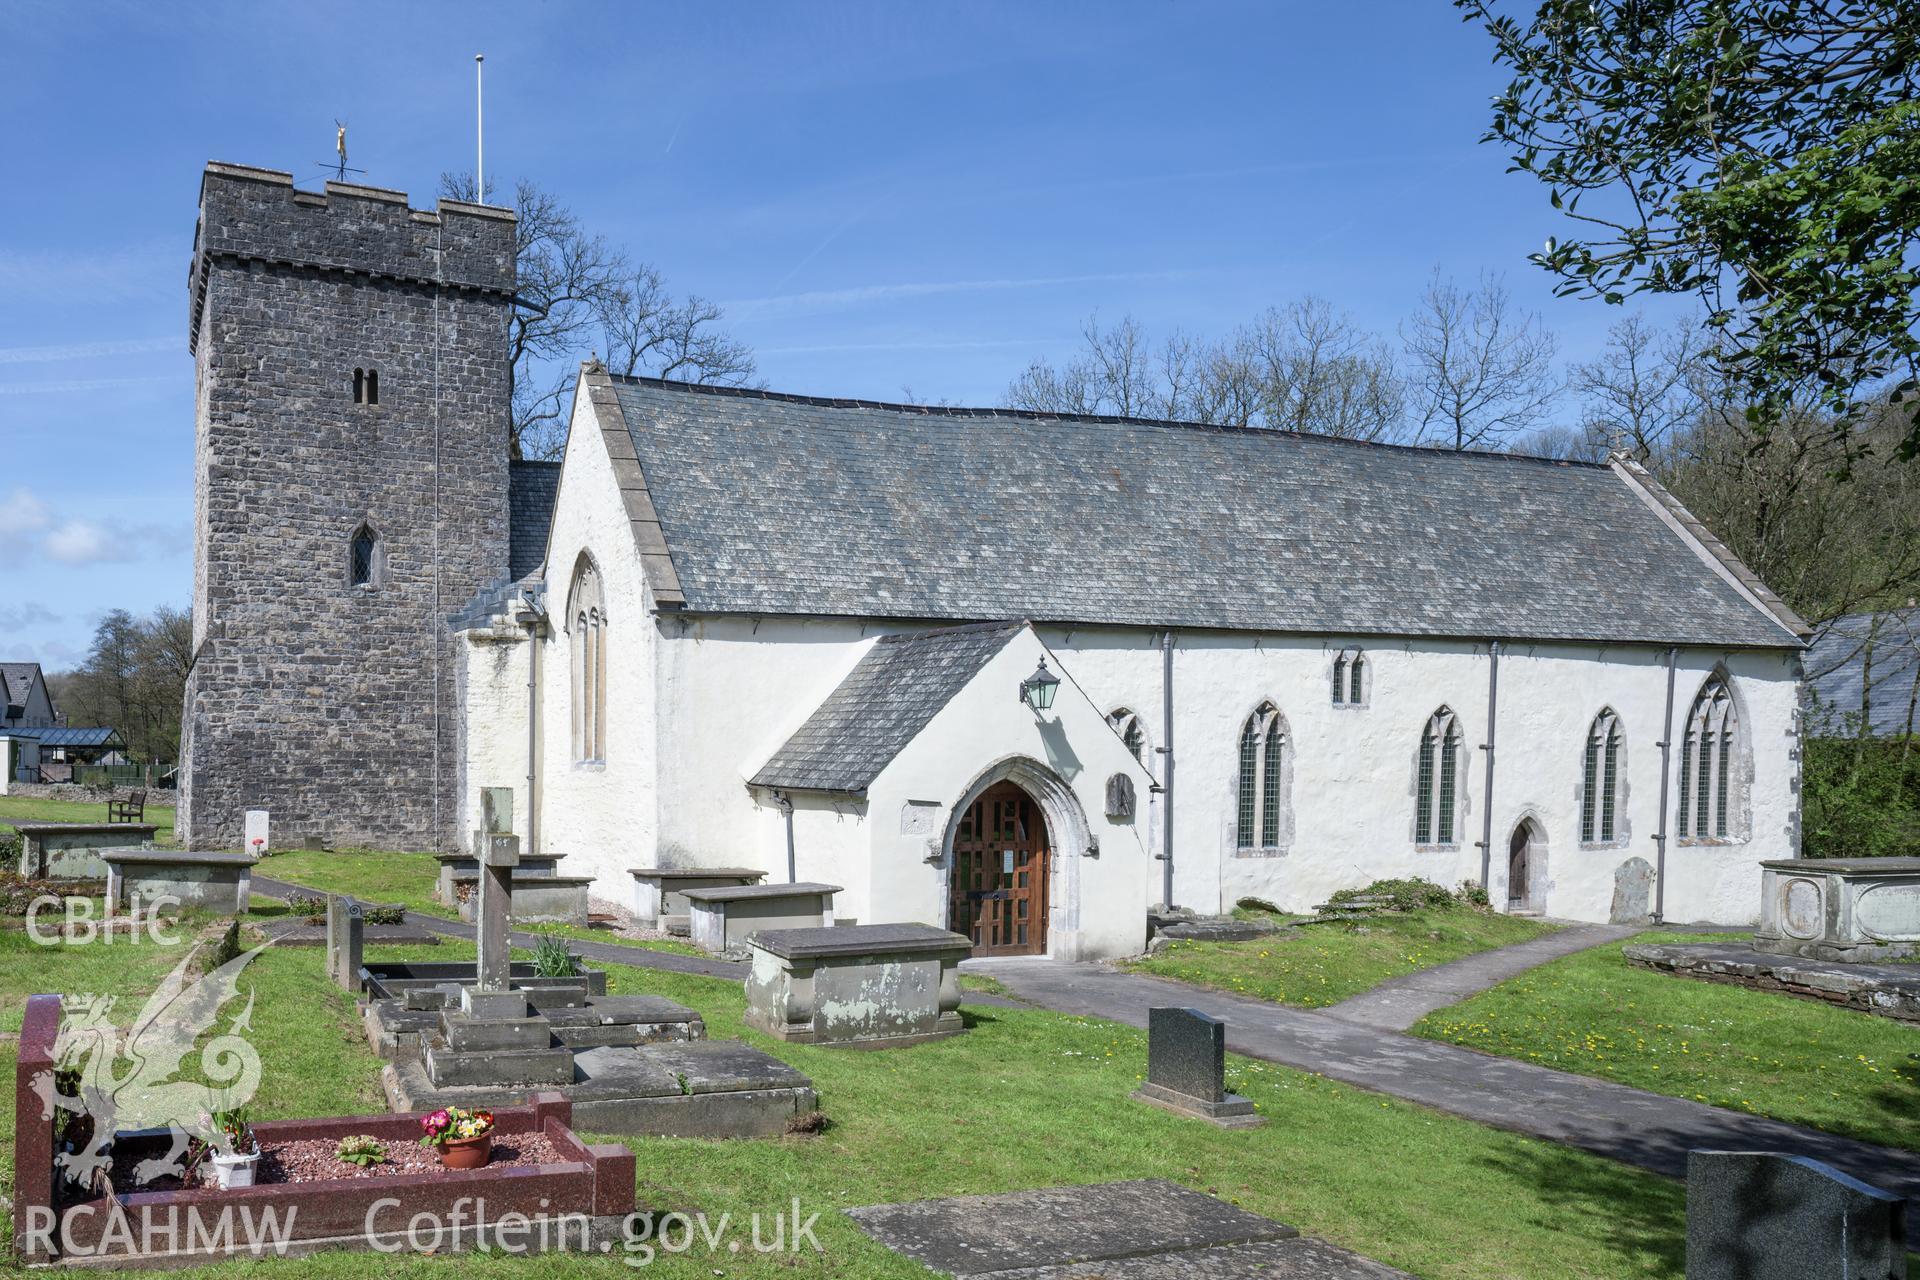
[1459,0,1920,453]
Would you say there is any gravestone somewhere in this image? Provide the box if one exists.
[243,809,270,856]
[1130,1007,1264,1128]
[471,786,520,1005]
[326,895,364,992]
[1611,857,1654,925]
[1685,1150,1906,1280]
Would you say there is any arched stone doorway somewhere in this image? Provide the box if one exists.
[949,780,1052,956]
[1508,817,1546,914]
[943,757,1090,958]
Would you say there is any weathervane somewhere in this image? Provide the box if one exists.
[319,121,366,183]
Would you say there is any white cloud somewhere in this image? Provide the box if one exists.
[0,337,176,365]
[0,491,185,567]
[0,602,60,630]
[43,519,132,566]
[724,269,1204,322]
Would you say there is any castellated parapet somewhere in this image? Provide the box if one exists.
[178,162,517,852]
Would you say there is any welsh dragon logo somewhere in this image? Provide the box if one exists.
[33,939,269,1190]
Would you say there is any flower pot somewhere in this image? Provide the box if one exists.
[437,1132,492,1170]
[211,1151,260,1189]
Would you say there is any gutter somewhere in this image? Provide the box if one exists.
[1160,629,1176,910]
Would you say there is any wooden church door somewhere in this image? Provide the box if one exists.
[949,780,1052,956]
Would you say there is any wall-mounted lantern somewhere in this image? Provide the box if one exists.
[1019,658,1061,713]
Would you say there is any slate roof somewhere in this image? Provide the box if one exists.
[0,663,42,710]
[507,460,561,582]
[750,622,1024,792]
[1806,609,1920,737]
[607,378,1803,649]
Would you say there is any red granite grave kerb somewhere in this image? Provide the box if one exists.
[13,993,635,1264]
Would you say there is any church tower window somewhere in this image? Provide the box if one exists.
[1415,707,1462,845]
[348,524,379,587]
[354,367,380,405]
[1235,702,1290,854]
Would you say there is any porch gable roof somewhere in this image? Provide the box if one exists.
[749,621,1025,793]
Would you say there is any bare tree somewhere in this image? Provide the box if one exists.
[1401,271,1559,450]
[1239,298,1406,440]
[1005,305,1403,436]
[440,173,755,460]
[1572,313,1705,462]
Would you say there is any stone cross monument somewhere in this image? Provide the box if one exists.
[464,786,523,1016]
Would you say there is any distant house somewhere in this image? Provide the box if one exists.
[0,663,129,790]
[1805,610,1920,739]
[1,662,57,730]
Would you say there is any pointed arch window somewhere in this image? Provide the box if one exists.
[1677,676,1739,840]
[1415,707,1463,845]
[1580,709,1624,844]
[1235,702,1290,853]
[348,524,380,587]
[1106,708,1149,765]
[568,555,608,764]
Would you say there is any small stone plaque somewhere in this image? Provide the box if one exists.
[1781,878,1823,939]
[1686,1150,1907,1280]
[1106,773,1136,820]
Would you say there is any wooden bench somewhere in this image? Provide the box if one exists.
[106,790,146,824]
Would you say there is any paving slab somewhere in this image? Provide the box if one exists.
[985,1237,1413,1279]
[970,959,1920,1247]
[846,1181,1296,1276]
[1320,923,1632,1031]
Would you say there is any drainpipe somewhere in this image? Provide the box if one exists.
[774,791,796,883]
[519,596,544,855]
[1652,646,1678,925]
[1477,640,1501,897]
[1159,629,1176,910]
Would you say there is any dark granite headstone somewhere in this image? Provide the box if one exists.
[1131,1007,1263,1127]
[1149,1007,1226,1103]
[1686,1150,1906,1280]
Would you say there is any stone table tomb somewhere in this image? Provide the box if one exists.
[745,922,971,1047]
[104,850,254,914]
[681,881,840,954]
[1756,858,1920,962]
[629,866,767,934]
[14,823,159,879]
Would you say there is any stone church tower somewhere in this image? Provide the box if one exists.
[178,163,517,851]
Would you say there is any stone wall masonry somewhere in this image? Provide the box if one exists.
[1,783,177,807]
[178,163,515,852]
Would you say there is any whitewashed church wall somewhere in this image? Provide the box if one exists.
[532,390,661,892]
[543,588,1799,934]
[456,632,532,845]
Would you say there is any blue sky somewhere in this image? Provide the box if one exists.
[2,1,1650,669]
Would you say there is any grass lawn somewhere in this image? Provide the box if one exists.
[1125,906,1557,1008]
[518,919,707,958]
[1412,932,1920,1153]
[258,847,454,918]
[0,908,1697,1278]
[0,794,177,844]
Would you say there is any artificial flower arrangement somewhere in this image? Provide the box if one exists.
[418,1106,494,1169]
[185,1109,260,1189]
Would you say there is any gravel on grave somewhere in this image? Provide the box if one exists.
[108,1132,568,1191]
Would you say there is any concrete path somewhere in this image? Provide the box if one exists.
[969,957,1920,1244]
[1318,923,1633,1031]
